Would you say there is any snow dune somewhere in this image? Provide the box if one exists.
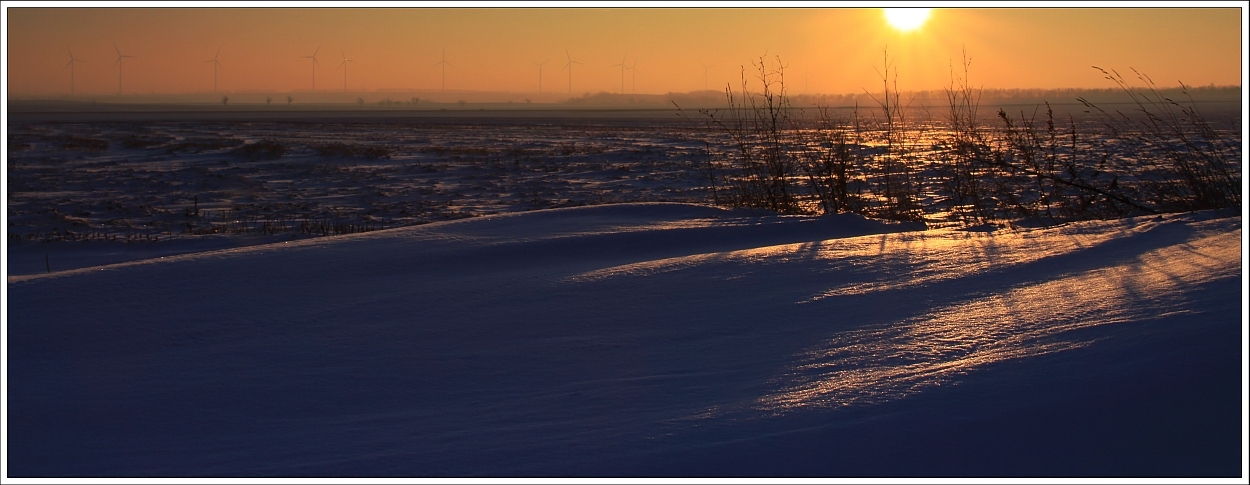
[6,203,1243,477]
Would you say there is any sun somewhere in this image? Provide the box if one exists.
[883,8,932,32]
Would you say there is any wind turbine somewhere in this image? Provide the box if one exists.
[65,48,84,95]
[611,55,627,94]
[207,47,222,92]
[561,50,581,95]
[700,60,714,91]
[628,59,638,94]
[301,46,321,90]
[434,49,451,92]
[339,52,354,92]
[113,43,136,95]
[533,59,548,93]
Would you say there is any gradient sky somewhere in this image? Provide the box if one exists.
[5,6,1243,97]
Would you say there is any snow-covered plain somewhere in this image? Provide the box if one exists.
[6,202,1243,477]
[6,116,715,250]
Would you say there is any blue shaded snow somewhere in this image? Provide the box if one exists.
[5,203,1242,477]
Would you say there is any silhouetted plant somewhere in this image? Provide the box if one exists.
[863,49,923,222]
[995,105,1155,219]
[694,52,1235,227]
[938,50,995,225]
[797,105,869,215]
[1080,67,1240,212]
[698,55,805,214]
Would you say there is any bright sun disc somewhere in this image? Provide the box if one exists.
[884,8,932,31]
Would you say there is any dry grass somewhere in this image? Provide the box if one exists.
[693,51,1240,227]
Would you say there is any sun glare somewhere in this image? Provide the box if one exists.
[883,8,932,32]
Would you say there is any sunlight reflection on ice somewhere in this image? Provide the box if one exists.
[801,228,1123,301]
[755,230,1239,413]
[554,215,1238,421]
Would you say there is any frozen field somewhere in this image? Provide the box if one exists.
[7,104,1240,260]
[4,108,1246,477]
[5,202,1243,477]
[7,114,719,275]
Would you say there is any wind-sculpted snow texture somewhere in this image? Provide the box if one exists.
[6,203,1242,477]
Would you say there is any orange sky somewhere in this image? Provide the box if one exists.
[4,7,1243,97]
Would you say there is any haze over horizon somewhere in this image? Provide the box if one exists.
[5,6,1244,98]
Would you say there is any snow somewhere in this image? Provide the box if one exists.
[5,116,719,254]
[4,202,1244,477]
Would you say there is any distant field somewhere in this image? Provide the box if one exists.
[5,114,715,251]
[6,100,1240,275]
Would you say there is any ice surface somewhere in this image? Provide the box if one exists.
[5,203,1243,477]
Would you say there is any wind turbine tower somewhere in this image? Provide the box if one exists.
[207,48,223,92]
[435,49,451,92]
[113,43,136,95]
[302,46,321,90]
[340,52,354,92]
[533,59,548,93]
[561,50,582,95]
[611,55,627,94]
[700,60,714,91]
[65,48,84,95]
[628,59,638,94]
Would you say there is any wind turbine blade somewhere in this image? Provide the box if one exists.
[314,46,320,57]
[114,43,121,56]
